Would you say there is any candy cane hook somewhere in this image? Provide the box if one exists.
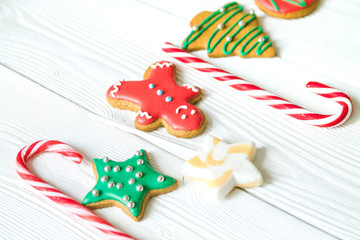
[15,140,134,240]
[162,42,353,128]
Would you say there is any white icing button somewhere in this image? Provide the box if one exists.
[192,25,199,31]
[157,176,165,182]
[108,181,115,188]
[258,37,265,42]
[128,178,135,185]
[100,176,108,183]
[137,159,144,165]
[127,201,135,209]
[191,110,196,115]
[238,20,245,27]
[104,165,111,172]
[181,114,187,120]
[113,166,120,172]
[92,189,99,196]
[126,166,133,172]
[136,185,144,191]
[249,9,255,14]
[220,7,225,12]
[116,183,123,189]
[226,36,232,42]
[135,172,143,178]
[135,150,142,156]
[123,195,130,201]
[103,157,110,163]
[217,23,224,30]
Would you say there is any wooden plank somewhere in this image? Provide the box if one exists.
[0,0,359,238]
[0,66,333,239]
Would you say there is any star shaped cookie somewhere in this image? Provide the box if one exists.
[106,61,206,138]
[82,150,177,221]
[182,135,262,199]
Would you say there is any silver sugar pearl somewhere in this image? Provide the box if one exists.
[127,201,135,209]
[220,7,225,12]
[258,36,265,42]
[123,195,130,201]
[238,20,245,27]
[100,176,108,183]
[137,159,144,165]
[135,172,143,178]
[108,181,115,188]
[126,166,133,172]
[92,189,99,196]
[103,157,110,162]
[116,183,123,189]
[128,178,135,185]
[192,25,199,31]
[157,175,165,183]
[113,166,120,172]
[104,165,111,172]
[249,9,255,14]
[226,36,232,42]
[135,150,142,156]
[217,23,224,30]
[136,185,144,191]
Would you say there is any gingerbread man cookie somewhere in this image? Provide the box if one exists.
[83,150,178,221]
[106,61,206,138]
[183,2,275,58]
[255,0,319,19]
[183,135,263,199]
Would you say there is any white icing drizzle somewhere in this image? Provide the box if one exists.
[175,105,188,114]
[137,111,152,119]
[181,114,187,119]
[183,84,199,92]
[151,62,173,69]
[191,110,196,115]
[110,80,124,97]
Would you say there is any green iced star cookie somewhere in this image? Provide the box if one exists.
[82,149,177,221]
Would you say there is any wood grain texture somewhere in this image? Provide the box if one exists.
[0,67,333,239]
[0,0,359,239]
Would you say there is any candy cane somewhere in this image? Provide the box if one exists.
[162,42,353,128]
[15,140,134,240]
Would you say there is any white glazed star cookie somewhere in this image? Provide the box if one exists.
[183,135,263,199]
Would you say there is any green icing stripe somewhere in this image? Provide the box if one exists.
[270,0,307,12]
[284,0,306,7]
[82,149,176,218]
[270,0,280,11]
[183,2,272,56]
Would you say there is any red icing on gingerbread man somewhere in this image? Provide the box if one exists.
[106,61,206,138]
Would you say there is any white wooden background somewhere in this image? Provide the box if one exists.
[1,0,359,239]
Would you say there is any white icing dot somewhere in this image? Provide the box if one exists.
[258,36,265,42]
[192,25,199,31]
[181,114,187,119]
[191,110,196,115]
[100,176,108,183]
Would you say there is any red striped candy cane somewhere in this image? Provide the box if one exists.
[162,42,353,128]
[15,140,134,240]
